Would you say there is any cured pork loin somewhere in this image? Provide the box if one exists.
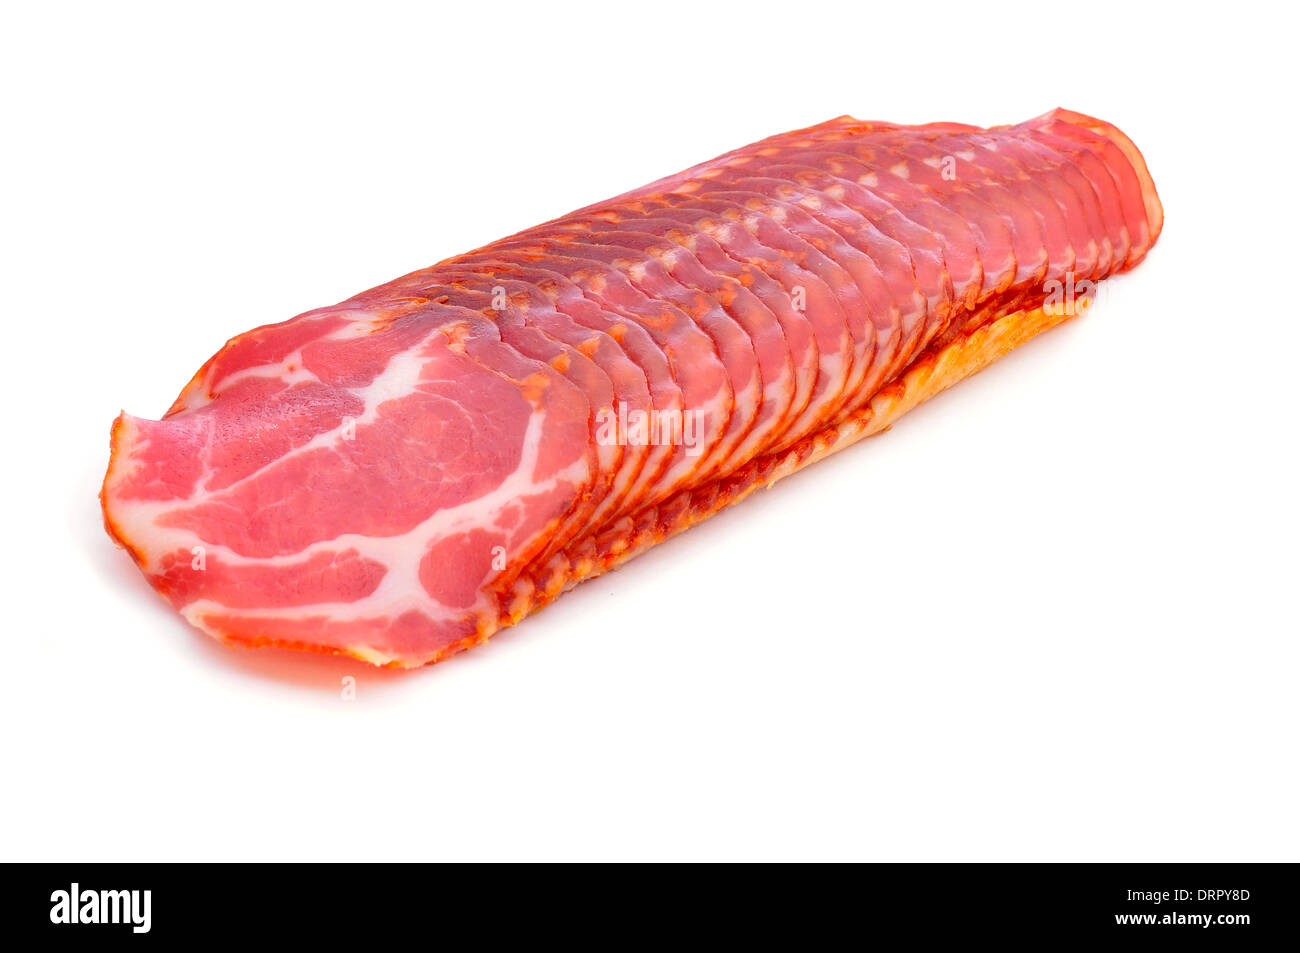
[102,109,1162,667]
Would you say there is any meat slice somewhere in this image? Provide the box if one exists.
[528,227,798,470]
[621,167,932,403]
[541,206,826,455]
[446,256,683,514]
[1015,110,1160,266]
[996,133,1111,281]
[628,195,861,448]
[951,133,1085,282]
[605,117,987,314]
[1018,123,1133,275]
[778,144,989,313]
[756,161,957,337]
[724,174,927,394]
[103,109,1163,667]
[105,306,597,662]
[703,187,898,416]
[882,134,1051,292]
[449,242,735,506]
[474,236,763,486]
[383,276,621,563]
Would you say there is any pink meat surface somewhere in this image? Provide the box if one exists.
[102,109,1163,667]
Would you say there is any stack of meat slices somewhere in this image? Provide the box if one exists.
[101,108,1163,667]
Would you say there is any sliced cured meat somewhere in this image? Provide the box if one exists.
[103,109,1164,667]
[618,144,982,364]
[524,227,797,471]
[618,167,931,401]
[445,255,683,514]
[106,304,597,661]
[424,271,647,532]
[878,133,1050,292]
[382,275,621,561]
[948,132,1087,282]
[623,194,862,448]
[991,132,1111,282]
[753,144,989,314]
[537,205,825,455]
[723,174,927,393]
[1014,109,1159,266]
[752,161,957,337]
[482,235,763,485]
[447,241,735,505]
[851,138,1022,304]
[1016,121,1133,276]
[702,188,897,414]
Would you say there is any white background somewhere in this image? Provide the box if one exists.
[3,1,1296,861]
